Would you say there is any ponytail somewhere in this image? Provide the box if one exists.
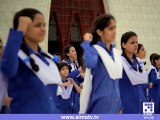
[21,42,39,72]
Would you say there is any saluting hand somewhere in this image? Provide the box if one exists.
[17,16,32,35]
[83,33,93,42]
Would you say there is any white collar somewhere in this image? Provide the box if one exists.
[147,65,160,79]
[93,45,122,79]
[122,56,148,85]
[18,50,62,95]
[61,84,73,99]
[80,45,122,113]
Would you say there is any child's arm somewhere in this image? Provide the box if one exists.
[0,29,23,78]
[68,69,80,78]
[68,78,81,93]
[143,83,153,89]
[81,33,98,69]
[0,17,31,78]
[148,69,160,86]
[80,83,83,89]
[59,82,70,88]
[3,96,11,108]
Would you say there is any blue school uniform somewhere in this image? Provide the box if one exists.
[81,41,122,114]
[56,70,80,113]
[56,79,72,114]
[137,57,149,101]
[64,60,83,113]
[0,29,58,113]
[148,67,160,113]
[119,55,148,114]
[65,59,84,84]
[70,73,83,114]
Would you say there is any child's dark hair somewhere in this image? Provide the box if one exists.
[152,54,160,66]
[14,8,51,72]
[121,31,137,52]
[0,38,3,49]
[121,31,142,73]
[137,43,143,53]
[64,45,74,60]
[58,62,71,73]
[91,14,115,45]
[150,53,158,65]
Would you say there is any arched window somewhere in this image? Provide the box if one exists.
[50,0,105,59]
[71,15,81,42]
[70,14,83,67]
[48,14,61,55]
[49,15,57,41]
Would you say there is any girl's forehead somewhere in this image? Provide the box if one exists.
[33,14,45,22]
[61,66,69,69]
[127,36,138,42]
[69,47,75,50]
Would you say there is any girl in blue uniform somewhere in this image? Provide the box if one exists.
[148,54,160,113]
[120,31,153,114]
[0,8,61,113]
[57,62,81,113]
[0,39,9,113]
[64,45,79,70]
[64,45,84,113]
[80,14,123,114]
[136,43,150,101]
[150,53,158,66]
[136,43,146,67]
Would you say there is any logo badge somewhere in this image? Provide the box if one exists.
[143,102,154,120]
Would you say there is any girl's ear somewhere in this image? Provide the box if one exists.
[155,60,157,65]
[96,29,102,37]
[66,53,70,57]
[122,43,126,49]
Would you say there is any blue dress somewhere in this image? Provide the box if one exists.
[119,56,148,114]
[148,67,160,113]
[56,70,80,114]
[81,41,122,114]
[0,29,58,113]
[65,59,83,113]
[56,79,72,114]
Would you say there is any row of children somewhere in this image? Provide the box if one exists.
[0,8,160,114]
[80,15,160,114]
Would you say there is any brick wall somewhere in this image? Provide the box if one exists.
[0,0,160,67]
